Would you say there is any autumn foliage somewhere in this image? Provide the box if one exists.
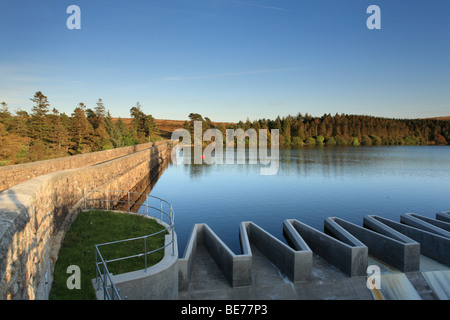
[0,92,159,166]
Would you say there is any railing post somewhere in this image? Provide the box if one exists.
[171,205,174,256]
[106,190,109,211]
[160,200,163,222]
[103,263,107,300]
[128,191,130,213]
[111,278,115,300]
[95,248,99,290]
[144,237,147,272]
[146,195,149,216]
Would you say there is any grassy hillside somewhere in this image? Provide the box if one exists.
[112,118,234,139]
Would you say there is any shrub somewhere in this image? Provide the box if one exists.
[316,135,325,146]
[361,135,372,146]
[326,137,337,146]
[304,137,316,146]
[292,136,304,147]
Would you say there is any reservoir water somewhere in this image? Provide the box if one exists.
[145,146,450,257]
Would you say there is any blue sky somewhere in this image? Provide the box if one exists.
[0,0,449,122]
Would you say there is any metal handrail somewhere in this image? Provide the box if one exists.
[94,246,121,300]
[84,189,175,300]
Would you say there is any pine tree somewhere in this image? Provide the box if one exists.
[28,91,51,141]
[282,117,291,146]
[94,124,112,150]
[0,102,12,131]
[104,110,114,138]
[109,118,128,148]
[10,110,29,137]
[30,91,50,116]
[48,108,70,156]
[70,103,94,154]
[94,98,107,129]
[130,102,146,141]
[144,114,158,140]
[85,108,97,128]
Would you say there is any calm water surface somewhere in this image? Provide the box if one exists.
[144,146,450,256]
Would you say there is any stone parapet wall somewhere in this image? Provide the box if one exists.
[0,142,157,192]
[0,140,174,300]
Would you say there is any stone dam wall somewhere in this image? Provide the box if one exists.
[0,142,156,193]
[0,140,175,300]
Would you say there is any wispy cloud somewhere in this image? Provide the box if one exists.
[161,67,300,81]
[226,0,290,12]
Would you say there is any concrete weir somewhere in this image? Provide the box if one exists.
[362,216,421,272]
[284,218,367,277]
[369,215,450,267]
[179,213,450,300]
[178,221,313,292]
[178,224,252,290]
[408,213,450,232]
[244,221,312,282]
[329,217,420,273]
[436,212,450,223]
[400,213,450,237]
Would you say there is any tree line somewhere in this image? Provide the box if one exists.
[182,112,449,147]
[1,92,448,166]
[0,91,159,165]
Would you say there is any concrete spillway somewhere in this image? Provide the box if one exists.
[178,212,450,300]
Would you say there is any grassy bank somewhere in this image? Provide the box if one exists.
[49,210,168,300]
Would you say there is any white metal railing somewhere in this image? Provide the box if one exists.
[83,189,175,300]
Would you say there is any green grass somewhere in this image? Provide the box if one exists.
[49,210,168,300]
